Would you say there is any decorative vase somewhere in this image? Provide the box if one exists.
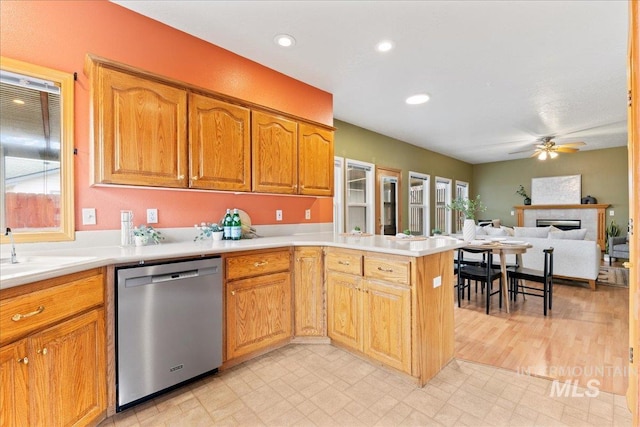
[462,219,476,242]
[524,197,531,206]
[134,235,148,246]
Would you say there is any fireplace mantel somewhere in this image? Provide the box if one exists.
[514,204,610,249]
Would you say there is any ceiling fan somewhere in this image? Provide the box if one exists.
[509,136,586,160]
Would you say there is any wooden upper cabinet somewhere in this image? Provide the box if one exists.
[252,111,298,194]
[93,66,188,188]
[299,123,334,196]
[189,94,251,191]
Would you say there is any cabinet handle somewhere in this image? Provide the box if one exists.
[338,260,350,266]
[623,262,631,269]
[12,306,44,321]
[17,356,28,365]
[178,175,185,180]
[254,261,268,267]
[37,348,48,356]
[191,176,198,181]
[377,267,393,273]
[231,290,236,296]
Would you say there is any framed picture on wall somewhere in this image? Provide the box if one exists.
[531,175,581,205]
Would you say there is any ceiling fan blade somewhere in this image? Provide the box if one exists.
[555,147,580,153]
[556,141,586,148]
[508,147,537,155]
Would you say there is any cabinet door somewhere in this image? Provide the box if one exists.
[0,340,29,427]
[294,247,325,336]
[30,309,105,427]
[363,280,411,373]
[326,271,362,351]
[189,94,251,191]
[299,123,334,196]
[226,272,292,360]
[95,66,188,187]
[252,111,298,194]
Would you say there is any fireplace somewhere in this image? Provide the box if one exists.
[536,219,581,231]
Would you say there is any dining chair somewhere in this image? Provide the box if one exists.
[507,247,554,316]
[456,247,503,314]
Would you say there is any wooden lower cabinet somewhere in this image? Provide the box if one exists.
[326,270,362,349]
[0,269,106,427]
[293,247,325,336]
[31,308,106,426]
[363,280,411,373]
[0,341,29,426]
[225,249,293,361]
[326,249,412,374]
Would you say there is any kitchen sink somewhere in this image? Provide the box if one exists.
[0,255,99,280]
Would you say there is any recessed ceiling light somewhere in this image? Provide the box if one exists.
[405,93,430,105]
[376,40,394,52]
[274,34,296,48]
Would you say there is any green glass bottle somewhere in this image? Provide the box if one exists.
[223,209,233,240]
[231,209,242,240]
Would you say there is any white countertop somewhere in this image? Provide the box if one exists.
[0,232,465,290]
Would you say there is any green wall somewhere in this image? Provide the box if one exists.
[334,120,473,232]
[472,146,629,228]
[335,119,629,234]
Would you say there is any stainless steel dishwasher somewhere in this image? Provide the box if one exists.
[116,257,222,411]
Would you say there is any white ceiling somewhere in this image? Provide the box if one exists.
[113,0,628,164]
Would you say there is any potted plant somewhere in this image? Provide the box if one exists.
[432,228,442,236]
[133,225,163,246]
[516,185,531,205]
[604,220,620,260]
[446,195,487,241]
[351,225,362,235]
[194,222,224,242]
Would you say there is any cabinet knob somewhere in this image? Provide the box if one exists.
[37,348,48,356]
[192,176,198,181]
[17,356,28,365]
[623,262,631,269]
[178,175,185,180]
[231,290,236,296]
[12,305,44,321]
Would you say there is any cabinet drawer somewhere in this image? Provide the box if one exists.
[0,273,104,346]
[325,250,362,275]
[226,250,291,280]
[364,257,410,285]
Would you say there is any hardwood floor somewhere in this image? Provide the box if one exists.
[455,278,629,396]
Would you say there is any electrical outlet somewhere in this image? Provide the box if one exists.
[82,208,96,225]
[305,209,311,220]
[433,276,442,288]
[276,210,283,221]
[147,208,158,224]
[610,210,615,216]
[510,210,515,216]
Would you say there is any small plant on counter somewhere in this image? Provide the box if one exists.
[194,222,223,241]
[403,228,412,236]
[133,225,164,245]
[446,195,487,220]
[432,228,442,235]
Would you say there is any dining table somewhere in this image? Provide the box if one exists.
[464,239,533,313]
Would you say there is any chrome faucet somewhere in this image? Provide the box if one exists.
[5,227,17,264]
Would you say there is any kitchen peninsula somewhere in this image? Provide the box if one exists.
[0,232,464,423]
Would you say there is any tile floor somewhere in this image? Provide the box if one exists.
[100,344,632,427]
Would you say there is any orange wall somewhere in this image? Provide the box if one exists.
[0,0,334,231]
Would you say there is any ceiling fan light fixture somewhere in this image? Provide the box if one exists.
[405,93,430,105]
[549,151,558,159]
[274,34,296,48]
[538,151,548,161]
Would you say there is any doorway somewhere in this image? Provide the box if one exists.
[375,166,401,235]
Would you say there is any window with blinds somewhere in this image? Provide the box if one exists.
[408,172,430,235]
[435,177,452,234]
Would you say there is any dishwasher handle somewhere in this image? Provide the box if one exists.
[124,265,220,288]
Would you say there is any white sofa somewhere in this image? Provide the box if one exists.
[468,225,601,290]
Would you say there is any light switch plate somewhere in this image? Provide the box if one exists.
[276,210,283,221]
[305,209,311,220]
[147,208,158,224]
[82,208,96,225]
